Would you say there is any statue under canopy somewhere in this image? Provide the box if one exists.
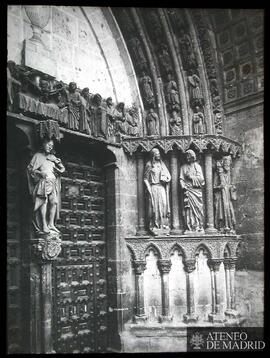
[144,148,171,235]
[179,149,205,233]
[27,138,65,235]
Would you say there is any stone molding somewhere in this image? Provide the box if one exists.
[122,135,241,156]
[126,235,241,261]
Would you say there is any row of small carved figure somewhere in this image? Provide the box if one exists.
[141,70,223,136]
[7,61,140,140]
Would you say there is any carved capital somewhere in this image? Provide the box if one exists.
[31,232,62,261]
[224,257,237,270]
[157,259,172,274]
[183,259,196,273]
[133,260,147,274]
[207,259,223,271]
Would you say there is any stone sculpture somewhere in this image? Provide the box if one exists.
[187,72,204,108]
[178,28,197,71]
[139,70,155,108]
[27,138,65,235]
[169,109,183,135]
[67,82,90,134]
[144,148,171,235]
[146,108,159,136]
[192,106,205,135]
[180,149,205,233]
[7,61,21,111]
[214,156,236,233]
[165,72,180,111]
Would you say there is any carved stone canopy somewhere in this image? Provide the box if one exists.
[122,135,241,156]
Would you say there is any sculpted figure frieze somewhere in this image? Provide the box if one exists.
[214,156,236,233]
[27,138,65,235]
[144,148,171,236]
[180,150,205,234]
[7,62,141,143]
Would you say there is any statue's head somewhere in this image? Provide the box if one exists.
[94,93,102,106]
[186,149,196,163]
[106,97,113,106]
[82,87,89,97]
[69,82,77,91]
[151,148,161,161]
[42,139,54,154]
[222,156,231,172]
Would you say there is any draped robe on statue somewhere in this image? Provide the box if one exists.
[180,161,205,231]
[144,160,171,229]
[213,167,236,232]
[27,152,62,232]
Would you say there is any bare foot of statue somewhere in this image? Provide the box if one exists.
[48,224,60,233]
[42,225,50,234]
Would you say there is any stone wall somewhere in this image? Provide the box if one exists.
[7,5,141,107]
[224,100,264,270]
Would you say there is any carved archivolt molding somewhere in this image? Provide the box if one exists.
[122,135,241,156]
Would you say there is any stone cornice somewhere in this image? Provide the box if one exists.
[122,134,241,156]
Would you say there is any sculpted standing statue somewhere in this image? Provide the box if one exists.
[180,150,205,233]
[139,70,155,108]
[214,156,236,233]
[178,28,197,71]
[27,139,65,235]
[146,108,159,136]
[187,72,204,108]
[165,72,180,111]
[144,148,171,235]
[169,109,183,135]
[192,106,205,135]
